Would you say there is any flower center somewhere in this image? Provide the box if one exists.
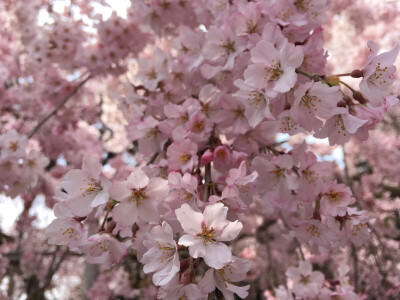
[233,107,245,118]
[371,62,389,85]
[196,224,217,244]
[279,8,295,22]
[156,241,175,263]
[192,121,204,132]
[327,192,341,202]
[221,41,235,54]
[146,69,157,80]
[178,153,192,163]
[60,227,75,239]
[81,177,103,198]
[9,141,19,151]
[272,167,285,182]
[300,274,310,285]
[302,169,317,184]
[129,188,149,206]
[248,91,265,108]
[246,19,258,34]
[146,128,158,139]
[301,94,320,113]
[217,265,233,284]
[294,0,311,12]
[306,225,321,237]
[264,61,283,81]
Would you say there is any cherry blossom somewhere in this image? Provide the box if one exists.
[111,168,169,227]
[286,260,325,298]
[61,156,111,217]
[176,203,243,269]
[141,222,180,286]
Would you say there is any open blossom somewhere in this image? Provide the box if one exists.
[141,222,180,286]
[157,276,206,300]
[62,156,111,217]
[291,81,347,132]
[244,39,304,94]
[233,78,273,128]
[286,260,325,299]
[314,113,367,145]
[320,181,355,217]
[165,172,199,210]
[79,233,127,266]
[360,41,399,107]
[0,130,28,158]
[46,217,86,248]
[296,152,331,202]
[252,154,299,209]
[221,161,258,210]
[199,256,251,300]
[111,168,169,227]
[294,219,336,253]
[166,139,199,173]
[202,25,247,71]
[215,93,250,134]
[176,203,243,269]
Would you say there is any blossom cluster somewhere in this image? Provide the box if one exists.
[41,0,400,298]
[0,130,49,197]
[0,0,398,298]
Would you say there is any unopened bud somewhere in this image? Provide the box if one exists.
[105,220,116,233]
[351,69,364,78]
[337,100,347,108]
[342,95,354,107]
[353,91,368,104]
[200,149,213,166]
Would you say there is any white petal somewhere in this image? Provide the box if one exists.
[127,168,149,189]
[113,201,138,227]
[218,221,243,242]
[203,242,232,269]
[175,203,203,234]
[204,203,228,231]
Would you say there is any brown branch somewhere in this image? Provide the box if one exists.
[204,163,212,202]
[28,74,91,138]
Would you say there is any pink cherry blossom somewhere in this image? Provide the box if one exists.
[176,203,243,269]
[111,168,169,227]
[198,256,251,300]
[62,156,111,217]
[46,218,86,248]
[244,39,304,94]
[286,261,325,298]
[166,139,199,173]
[360,41,398,106]
[291,81,347,132]
[141,222,180,286]
[79,233,127,266]
[320,181,355,217]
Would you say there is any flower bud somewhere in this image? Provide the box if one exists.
[353,91,368,104]
[351,69,364,78]
[200,149,213,166]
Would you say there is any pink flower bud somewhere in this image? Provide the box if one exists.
[200,149,213,166]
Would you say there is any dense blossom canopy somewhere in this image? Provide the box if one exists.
[1,0,400,299]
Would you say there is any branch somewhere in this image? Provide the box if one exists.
[204,163,212,202]
[28,74,91,138]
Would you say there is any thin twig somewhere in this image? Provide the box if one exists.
[279,212,305,260]
[28,74,91,138]
[204,163,212,202]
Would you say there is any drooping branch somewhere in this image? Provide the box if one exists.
[27,74,91,138]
